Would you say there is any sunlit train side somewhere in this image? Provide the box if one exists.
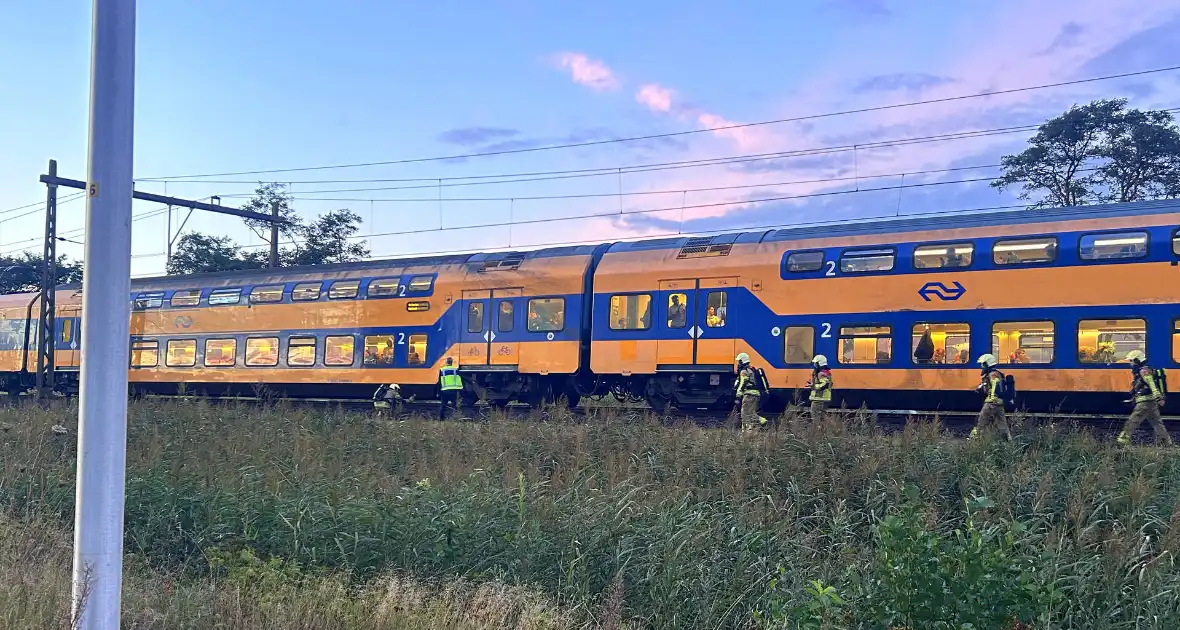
[0,288,82,395]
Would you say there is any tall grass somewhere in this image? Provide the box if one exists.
[2,400,1180,628]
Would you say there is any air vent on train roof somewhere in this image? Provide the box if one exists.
[479,255,525,272]
[677,237,733,259]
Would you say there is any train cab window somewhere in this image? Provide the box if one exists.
[250,285,284,304]
[1080,231,1148,261]
[165,339,196,367]
[407,335,427,365]
[406,276,434,293]
[245,337,279,367]
[786,251,824,272]
[363,335,394,365]
[912,323,971,365]
[209,288,242,306]
[134,292,164,310]
[1077,319,1146,364]
[992,321,1054,364]
[1173,320,1180,364]
[1173,229,1180,256]
[328,280,360,300]
[406,301,430,312]
[705,292,726,327]
[467,302,485,333]
[667,293,687,328]
[993,237,1057,265]
[292,283,321,301]
[913,243,974,269]
[497,300,514,332]
[609,294,652,330]
[130,340,159,368]
[839,248,895,273]
[287,337,317,366]
[838,326,892,364]
[528,298,564,332]
[204,338,237,367]
[784,326,815,364]
[368,278,400,297]
[170,290,201,307]
[325,335,355,366]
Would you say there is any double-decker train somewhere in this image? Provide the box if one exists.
[1,198,1177,413]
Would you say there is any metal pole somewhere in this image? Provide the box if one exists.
[37,159,59,400]
[165,204,172,270]
[73,0,135,628]
[269,200,279,268]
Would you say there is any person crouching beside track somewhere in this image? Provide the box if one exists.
[734,353,767,431]
[372,383,403,417]
[438,357,463,420]
[1117,350,1173,446]
[805,355,832,421]
[972,354,1012,441]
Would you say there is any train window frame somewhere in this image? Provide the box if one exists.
[165,339,196,367]
[783,326,815,365]
[1173,229,1180,257]
[169,289,201,307]
[208,288,242,306]
[1078,230,1149,262]
[467,302,485,333]
[527,297,566,333]
[292,282,322,302]
[1173,319,1180,364]
[328,280,360,300]
[134,292,164,310]
[407,334,427,365]
[249,285,284,304]
[363,335,395,366]
[325,335,355,366]
[786,250,825,273]
[666,293,688,328]
[991,320,1055,365]
[287,336,317,367]
[1077,318,1147,365]
[367,278,400,298]
[609,293,653,331]
[704,291,727,328]
[839,248,896,274]
[406,300,430,312]
[912,242,975,270]
[406,275,434,293]
[130,339,159,368]
[993,236,1058,266]
[245,336,280,367]
[910,322,972,366]
[203,338,238,367]
[497,300,514,333]
[837,325,893,365]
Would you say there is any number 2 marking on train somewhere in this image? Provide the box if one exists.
[821,323,832,338]
[397,333,406,345]
[398,285,407,296]
[824,261,836,277]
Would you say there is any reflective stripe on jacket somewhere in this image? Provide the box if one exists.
[439,366,463,391]
[982,371,1004,405]
[810,369,832,402]
[736,367,760,397]
[1133,366,1162,404]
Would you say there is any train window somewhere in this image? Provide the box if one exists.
[209,288,242,306]
[406,301,430,312]
[165,339,196,367]
[497,300,514,333]
[170,290,201,307]
[134,292,164,310]
[245,337,279,367]
[407,335,427,365]
[1174,320,1180,364]
[784,326,815,364]
[292,282,321,301]
[325,335,355,366]
[406,276,434,293]
[130,340,158,368]
[839,248,895,273]
[787,251,824,272]
[62,319,73,344]
[913,243,974,269]
[287,337,317,366]
[1173,229,1180,256]
[609,294,652,330]
[528,298,565,332]
[705,292,726,327]
[328,280,360,300]
[467,302,484,333]
[993,237,1057,265]
[363,335,394,365]
[838,326,892,364]
[667,293,687,328]
[1079,231,1148,261]
[1077,319,1145,364]
[368,278,400,297]
[250,285,284,303]
[911,323,971,365]
[992,321,1054,364]
[204,338,237,367]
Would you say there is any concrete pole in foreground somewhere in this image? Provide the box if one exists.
[72,0,135,628]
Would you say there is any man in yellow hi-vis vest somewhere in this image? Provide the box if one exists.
[438,356,463,420]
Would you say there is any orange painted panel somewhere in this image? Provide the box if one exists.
[590,340,659,374]
[512,340,581,374]
[655,337,693,367]
[697,337,737,366]
[458,342,489,366]
[489,341,519,365]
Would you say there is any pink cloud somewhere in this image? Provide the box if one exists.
[554,52,619,91]
[636,84,674,112]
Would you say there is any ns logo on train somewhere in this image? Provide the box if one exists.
[917,281,966,302]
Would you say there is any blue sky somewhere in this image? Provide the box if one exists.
[1,0,1179,276]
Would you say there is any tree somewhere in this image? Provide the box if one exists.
[992,99,1180,207]
[166,233,265,276]
[287,209,370,267]
[0,252,83,295]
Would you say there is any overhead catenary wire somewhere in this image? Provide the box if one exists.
[136,65,1180,181]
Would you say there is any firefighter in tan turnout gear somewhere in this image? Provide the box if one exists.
[805,355,832,420]
[972,353,1012,441]
[734,353,767,431]
[1117,350,1172,446]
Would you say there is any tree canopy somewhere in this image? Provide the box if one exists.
[0,252,83,295]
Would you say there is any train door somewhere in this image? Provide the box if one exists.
[458,289,491,366]
[695,277,738,367]
[488,288,521,366]
[58,307,81,369]
[656,279,697,368]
